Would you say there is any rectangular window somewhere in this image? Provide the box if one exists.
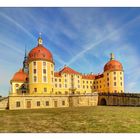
[120,82,122,86]
[87,86,88,88]
[114,72,116,75]
[83,85,85,88]
[34,76,37,82]
[59,84,61,88]
[34,88,37,92]
[55,78,57,82]
[107,78,109,81]
[43,62,46,66]
[114,82,116,86]
[65,84,67,88]
[78,85,80,88]
[83,81,85,83]
[120,72,122,75]
[62,101,65,106]
[37,101,40,106]
[44,88,47,92]
[46,101,49,106]
[34,69,36,74]
[33,62,36,66]
[55,84,57,87]
[78,80,80,83]
[120,77,122,80]
[51,71,53,75]
[59,79,61,82]
[114,77,116,80]
[43,76,47,82]
[107,83,109,87]
[65,79,67,82]
[16,101,20,107]
[43,69,46,74]
[90,81,92,84]
[87,81,88,84]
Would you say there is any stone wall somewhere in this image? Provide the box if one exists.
[0,97,9,110]
[9,93,98,110]
[69,93,98,107]
[98,93,140,106]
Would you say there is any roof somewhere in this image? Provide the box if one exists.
[104,60,123,72]
[95,74,104,79]
[54,72,61,77]
[82,74,96,80]
[11,69,28,82]
[59,66,81,75]
[28,44,54,63]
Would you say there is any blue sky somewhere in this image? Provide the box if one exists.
[1,8,140,96]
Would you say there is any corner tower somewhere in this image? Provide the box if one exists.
[28,35,54,94]
[103,53,124,93]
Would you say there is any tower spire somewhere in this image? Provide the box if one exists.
[38,32,43,45]
[24,45,27,58]
[23,46,28,73]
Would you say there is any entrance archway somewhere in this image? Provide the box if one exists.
[100,98,107,105]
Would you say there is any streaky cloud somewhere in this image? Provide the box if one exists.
[67,15,140,66]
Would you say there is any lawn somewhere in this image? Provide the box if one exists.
[0,106,140,133]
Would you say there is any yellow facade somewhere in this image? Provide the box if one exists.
[9,36,124,110]
[29,60,54,94]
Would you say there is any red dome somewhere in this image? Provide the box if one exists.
[104,60,123,72]
[11,69,28,82]
[28,44,53,63]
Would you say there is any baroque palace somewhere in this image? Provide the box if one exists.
[6,35,125,110]
[0,35,140,110]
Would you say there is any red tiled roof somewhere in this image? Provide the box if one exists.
[11,69,28,82]
[54,72,61,77]
[28,44,54,63]
[59,66,81,75]
[104,60,123,72]
[82,74,96,80]
[95,74,104,79]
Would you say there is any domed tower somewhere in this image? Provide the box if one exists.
[103,53,124,93]
[10,69,28,94]
[28,35,54,94]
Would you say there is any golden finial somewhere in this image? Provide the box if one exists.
[110,53,115,60]
[38,32,43,45]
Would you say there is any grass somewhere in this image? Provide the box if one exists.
[0,106,140,133]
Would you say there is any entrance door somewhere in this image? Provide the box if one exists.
[27,101,31,109]
[54,101,58,107]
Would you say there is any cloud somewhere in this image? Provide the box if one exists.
[66,15,140,65]
[0,12,35,40]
